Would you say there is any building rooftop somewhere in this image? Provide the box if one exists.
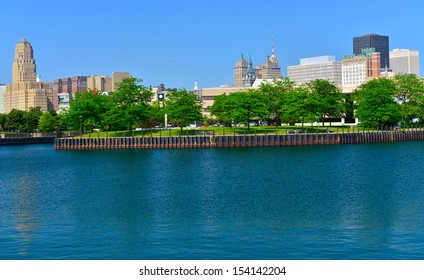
[17,38,31,46]
[299,55,336,65]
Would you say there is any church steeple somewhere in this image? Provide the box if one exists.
[243,54,256,87]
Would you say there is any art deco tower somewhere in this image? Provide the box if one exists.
[4,38,53,113]
[12,38,37,83]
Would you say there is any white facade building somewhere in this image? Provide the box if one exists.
[390,49,420,76]
[342,56,368,86]
[287,55,342,86]
[341,50,381,93]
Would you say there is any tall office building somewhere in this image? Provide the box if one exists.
[287,55,342,86]
[53,76,88,111]
[390,49,420,76]
[353,34,389,69]
[4,38,53,113]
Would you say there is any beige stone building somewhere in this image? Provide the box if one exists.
[87,72,131,93]
[4,38,53,113]
[233,55,249,87]
[112,72,130,91]
[233,43,282,87]
[390,49,420,76]
[87,75,112,93]
[256,53,282,80]
[201,86,246,117]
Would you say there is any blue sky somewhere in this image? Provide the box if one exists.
[1,0,423,89]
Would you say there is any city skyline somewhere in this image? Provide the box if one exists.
[0,0,423,89]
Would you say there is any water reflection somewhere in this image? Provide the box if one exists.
[12,175,39,257]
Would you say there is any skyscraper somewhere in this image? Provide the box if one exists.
[353,34,389,69]
[12,38,37,83]
[4,38,53,113]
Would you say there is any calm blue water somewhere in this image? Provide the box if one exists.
[1,142,424,259]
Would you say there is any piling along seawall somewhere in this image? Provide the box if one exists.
[54,129,424,150]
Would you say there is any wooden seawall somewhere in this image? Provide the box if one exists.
[54,129,424,150]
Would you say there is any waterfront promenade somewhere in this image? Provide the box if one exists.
[54,128,424,150]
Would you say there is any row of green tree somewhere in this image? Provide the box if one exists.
[210,74,424,128]
[0,107,61,132]
[1,74,424,133]
[64,77,203,132]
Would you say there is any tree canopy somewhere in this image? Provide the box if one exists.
[164,89,203,128]
[258,78,294,125]
[353,78,402,127]
[210,89,268,128]
[306,79,345,125]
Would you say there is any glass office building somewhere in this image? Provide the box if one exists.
[353,34,389,69]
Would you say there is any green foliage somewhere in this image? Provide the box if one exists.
[63,77,166,131]
[67,90,113,131]
[306,79,345,125]
[164,89,203,128]
[24,107,43,132]
[210,94,236,126]
[229,90,268,128]
[210,89,268,128]
[112,77,153,107]
[38,111,58,132]
[0,113,7,131]
[353,78,402,127]
[143,106,165,128]
[392,74,424,122]
[281,85,315,125]
[258,78,294,125]
[4,109,25,132]
[109,77,153,131]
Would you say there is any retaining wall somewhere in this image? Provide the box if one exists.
[54,129,424,150]
[0,137,55,146]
